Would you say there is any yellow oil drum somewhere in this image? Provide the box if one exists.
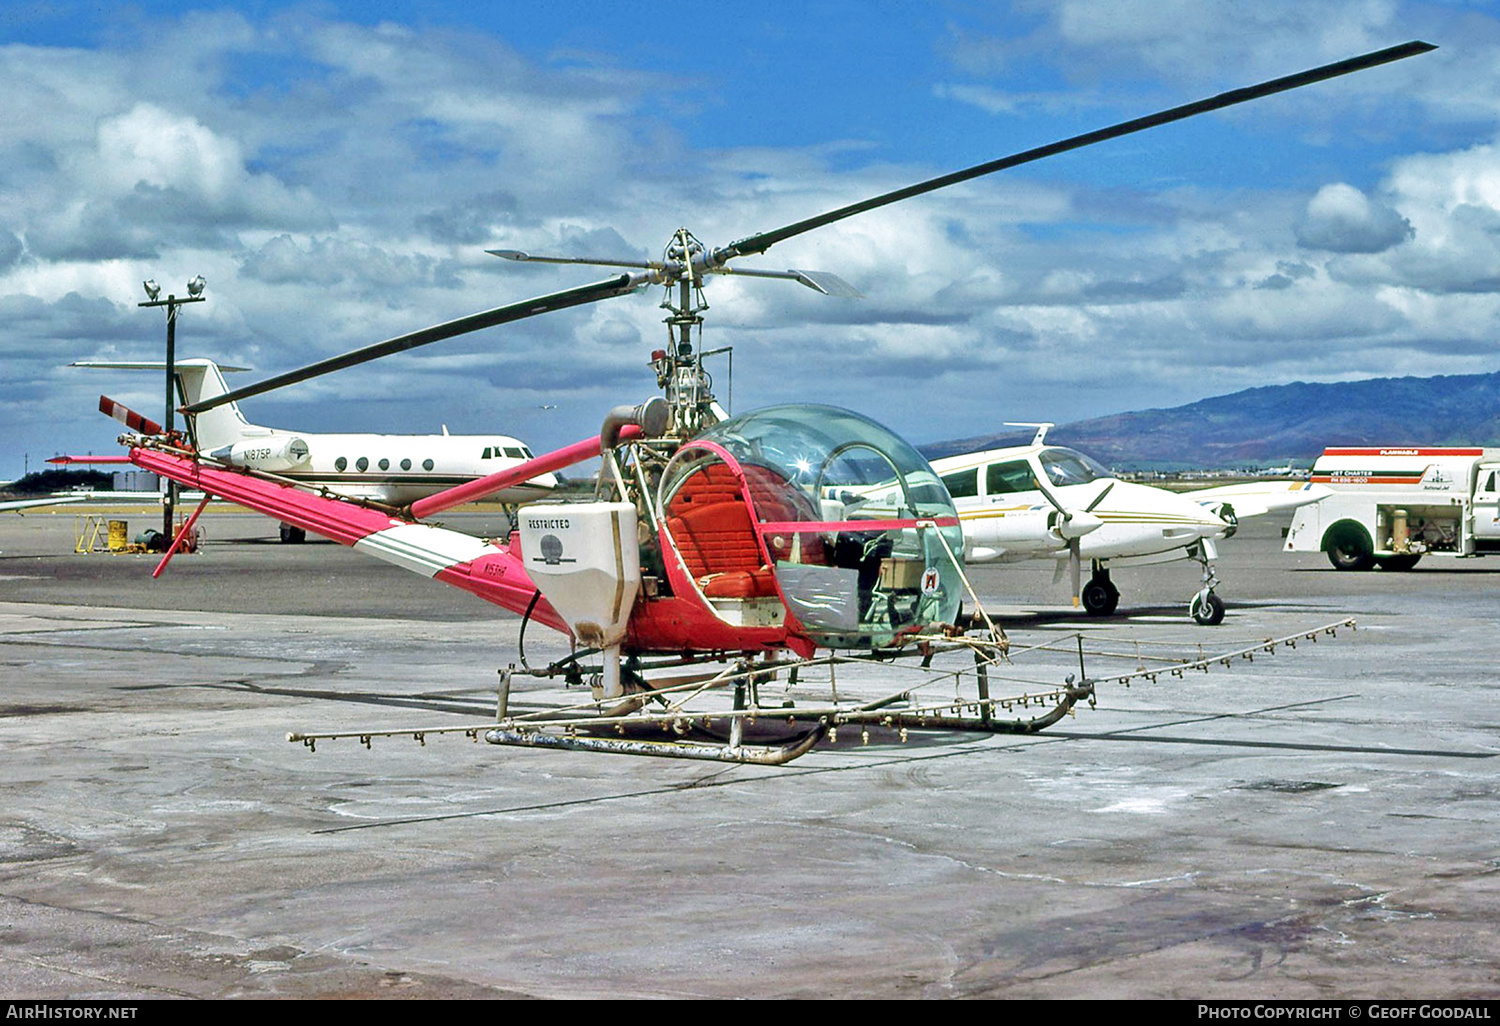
[107,520,128,551]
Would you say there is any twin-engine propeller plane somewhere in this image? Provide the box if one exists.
[930,425,1328,624]
[109,42,1425,763]
[71,358,555,543]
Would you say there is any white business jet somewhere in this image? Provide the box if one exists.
[73,359,557,542]
[929,425,1327,624]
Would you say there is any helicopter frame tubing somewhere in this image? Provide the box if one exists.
[285,618,1356,765]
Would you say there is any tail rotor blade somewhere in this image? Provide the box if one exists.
[99,396,162,436]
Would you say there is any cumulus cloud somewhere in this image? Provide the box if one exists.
[3,2,1500,471]
[0,232,25,270]
[1296,183,1413,253]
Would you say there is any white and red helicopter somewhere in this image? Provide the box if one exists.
[105,43,1425,764]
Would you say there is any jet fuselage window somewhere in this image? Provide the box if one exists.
[378,458,390,471]
[986,460,1035,495]
[356,457,369,472]
[334,457,347,472]
[504,446,525,459]
[482,447,493,459]
[400,458,412,471]
[940,468,979,499]
[422,458,434,471]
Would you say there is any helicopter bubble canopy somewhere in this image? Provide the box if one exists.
[659,404,964,650]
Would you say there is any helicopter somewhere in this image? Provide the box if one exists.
[113,41,1427,764]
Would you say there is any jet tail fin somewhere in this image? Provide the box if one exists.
[72,359,255,451]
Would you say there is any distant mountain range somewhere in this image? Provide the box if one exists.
[921,369,1500,470]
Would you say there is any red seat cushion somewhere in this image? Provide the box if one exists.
[666,464,777,597]
[665,461,833,597]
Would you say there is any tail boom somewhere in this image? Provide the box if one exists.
[127,445,565,631]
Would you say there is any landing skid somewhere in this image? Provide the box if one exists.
[287,619,1355,765]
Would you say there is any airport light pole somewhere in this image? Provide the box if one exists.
[139,277,206,539]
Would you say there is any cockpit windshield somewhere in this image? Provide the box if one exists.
[659,405,963,650]
[1038,447,1112,487]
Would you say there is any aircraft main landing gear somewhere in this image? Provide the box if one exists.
[1188,541,1225,626]
[1082,563,1120,616]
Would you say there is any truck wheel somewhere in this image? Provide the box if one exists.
[1375,554,1422,571]
[279,523,306,544]
[1324,523,1375,571]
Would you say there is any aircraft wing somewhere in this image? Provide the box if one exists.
[0,495,87,513]
[126,445,567,632]
[1182,481,1330,519]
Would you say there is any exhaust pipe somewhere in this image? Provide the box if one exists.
[600,396,670,451]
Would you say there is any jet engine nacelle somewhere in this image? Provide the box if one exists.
[210,436,311,472]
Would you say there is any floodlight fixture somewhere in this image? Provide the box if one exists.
[136,272,207,537]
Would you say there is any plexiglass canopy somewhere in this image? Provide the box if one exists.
[661,405,964,650]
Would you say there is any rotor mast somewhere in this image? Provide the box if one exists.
[652,228,719,438]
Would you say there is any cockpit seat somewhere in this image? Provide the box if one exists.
[667,501,778,598]
[666,464,778,599]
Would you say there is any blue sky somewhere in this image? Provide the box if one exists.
[2,1,1497,477]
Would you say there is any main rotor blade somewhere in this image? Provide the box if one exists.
[487,249,665,271]
[184,274,641,413]
[715,40,1435,262]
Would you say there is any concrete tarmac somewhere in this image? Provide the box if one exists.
[0,508,1496,999]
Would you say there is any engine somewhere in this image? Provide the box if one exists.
[209,436,311,472]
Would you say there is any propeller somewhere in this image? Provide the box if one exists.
[180,41,1433,419]
[1039,477,1115,607]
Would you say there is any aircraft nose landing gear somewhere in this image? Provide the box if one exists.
[1188,541,1225,625]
